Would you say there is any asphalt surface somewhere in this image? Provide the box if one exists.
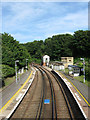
[0,70,31,109]
[60,71,90,103]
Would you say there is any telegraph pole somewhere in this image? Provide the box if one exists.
[80,58,85,83]
[15,60,19,83]
[26,59,28,72]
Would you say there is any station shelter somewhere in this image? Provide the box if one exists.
[68,65,80,76]
[43,55,50,66]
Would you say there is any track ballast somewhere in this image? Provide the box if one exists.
[9,65,85,120]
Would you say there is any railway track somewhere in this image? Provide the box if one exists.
[39,66,73,119]
[9,66,85,119]
[10,68,44,119]
[42,66,86,119]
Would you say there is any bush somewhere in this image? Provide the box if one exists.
[0,64,15,87]
[0,64,15,80]
[86,65,90,81]
[30,58,41,64]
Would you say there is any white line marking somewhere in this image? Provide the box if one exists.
[75,93,81,101]
[16,93,22,101]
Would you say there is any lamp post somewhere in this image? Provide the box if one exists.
[15,60,19,83]
[26,59,28,72]
[80,58,85,83]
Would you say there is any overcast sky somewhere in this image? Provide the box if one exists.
[2,2,88,43]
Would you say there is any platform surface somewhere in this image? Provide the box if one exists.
[0,70,31,109]
[0,69,35,120]
[60,71,90,104]
[55,70,90,119]
[44,66,90,119]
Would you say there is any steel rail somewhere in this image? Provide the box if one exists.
[9,70,38,119]
[20,70,39,119]
[9,67,45,119]
[34,66,45,119]
[43,66,86,119]
[44,67,73,120]
[45,71,57,120]
[38,66,57,120]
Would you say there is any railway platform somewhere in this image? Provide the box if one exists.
[60,71,90,104]
[44,66,90,119]
[0,70,31,108]
[0,65,89,119]
[0,67,36,120]
[10,65,86,119]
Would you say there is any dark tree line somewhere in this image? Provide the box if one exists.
[71,30,90,58]
[2,33,31,68]
[0,33,31,85]
[23,30,90,61]
[22,30,90,82]
[0,30,90,85]
[0,30,89,87]
[1,30,89,67]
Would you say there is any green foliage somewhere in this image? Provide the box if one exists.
[85,59,90,81]
[71,30,90,58]
[2,33,31,68]
[0,34,2,64]
[22,30,90,63]
[44,34,73,60]
[23,33,74,61]
[1,64,15,79]
[77,62,83,67]
[23,40,44,59]
[30,58,41,64]
[22,30,90,82]
[0,64,15,87]
[1,30,90,83]
[0,32,31,88]
[74,58,90,82]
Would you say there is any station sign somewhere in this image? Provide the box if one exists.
[44,99,50,104]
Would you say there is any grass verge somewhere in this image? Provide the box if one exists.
[4,76,16,89]
[74,75,90,87]
[63,68,90,87]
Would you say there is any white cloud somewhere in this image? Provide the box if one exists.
[1,0,89,2]
[35,7,88,34]
[2,2,88,42]
[11,33,33,43]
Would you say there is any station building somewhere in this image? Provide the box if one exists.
[61,57,74,68]
[43,55,50,66]
[49,61,64,70]
[68,65,80,76]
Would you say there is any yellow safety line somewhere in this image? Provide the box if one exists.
[58,71,90,107]
[0,71,33,112]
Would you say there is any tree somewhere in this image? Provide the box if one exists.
[2,33,31,68]
[22,30,90,62]
[71,30,90,58]
[44,34,73,60]
[23,40,44,60]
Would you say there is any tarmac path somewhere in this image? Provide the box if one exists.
[60,71,90,104]
[0,70,31,109]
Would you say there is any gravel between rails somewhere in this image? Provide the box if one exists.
[9,65,86,119]
[10,69,43,119]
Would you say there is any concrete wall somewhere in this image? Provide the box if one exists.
[53,65,64,70]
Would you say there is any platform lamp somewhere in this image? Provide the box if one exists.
[15,60,19,83]
[26,59,28,72]
[80,58,85,83]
